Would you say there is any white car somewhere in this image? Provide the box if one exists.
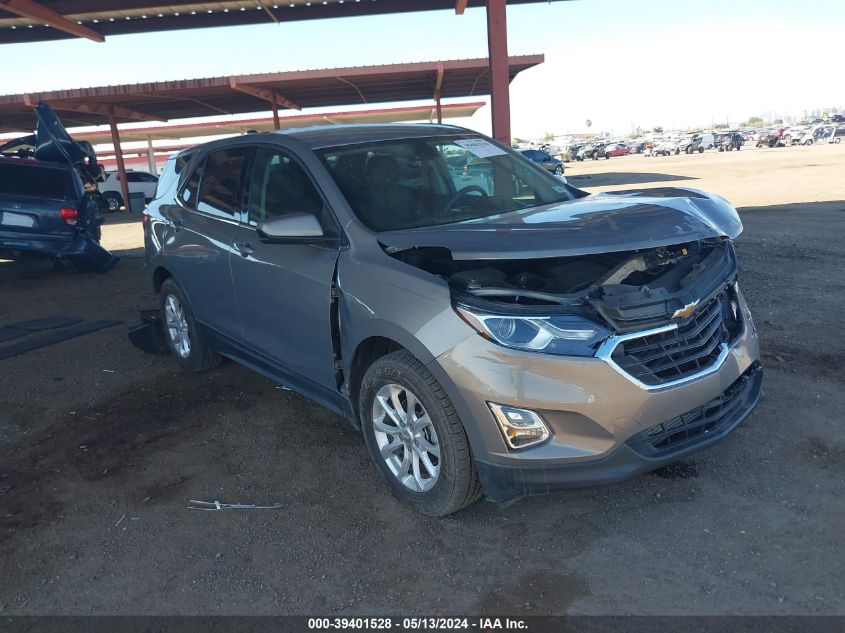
[650,139,678,156]
[99,170,159,211]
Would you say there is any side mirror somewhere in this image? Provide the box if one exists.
[257,212,333,245]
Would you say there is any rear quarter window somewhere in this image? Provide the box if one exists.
[0,161,75,200]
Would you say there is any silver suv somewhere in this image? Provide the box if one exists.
[144,124,763,516]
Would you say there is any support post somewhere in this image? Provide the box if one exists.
[434,62,444,124]
[146,138,156,174]
[272,100,280,130]
[107,110,130,212]
[486,0,511,145]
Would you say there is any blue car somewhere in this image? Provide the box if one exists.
[0,104,117,273]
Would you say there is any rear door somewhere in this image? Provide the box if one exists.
[229,144,342,392]
[162,145,252,338]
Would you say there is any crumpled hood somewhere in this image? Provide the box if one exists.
[378,187,743,260]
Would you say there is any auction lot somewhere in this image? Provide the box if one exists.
[1,144,842,615]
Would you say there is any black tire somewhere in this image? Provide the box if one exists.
[102,191,123,212]
[553,164,563,176]
[604,152,611,159]
[159,278,221,372]
[698,146,704,153]
[359,350,482,516]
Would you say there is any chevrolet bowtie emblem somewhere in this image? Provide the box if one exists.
[672,300,700,319]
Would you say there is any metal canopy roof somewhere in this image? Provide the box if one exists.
[0,100,486,144]
[0,55,542,132]
[0,0,563,44]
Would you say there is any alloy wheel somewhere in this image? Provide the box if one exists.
[371,383,440,492]
[164,294,191,358]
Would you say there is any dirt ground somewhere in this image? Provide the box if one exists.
[0,143,843,615]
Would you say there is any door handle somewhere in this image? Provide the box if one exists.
[234,241,254,257]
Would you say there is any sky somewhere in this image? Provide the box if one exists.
[1,0,843,139]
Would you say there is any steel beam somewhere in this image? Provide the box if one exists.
[107,110,131,211]
[146,138,156,174]
[228,77,301,111]
[486,0,511,144]
[271,101,280,130]
[434,62,444,124]
[0,0,104,41]
[26,98,163,122]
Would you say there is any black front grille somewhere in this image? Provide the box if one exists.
[612,291,739,386]
[627,362,763,458]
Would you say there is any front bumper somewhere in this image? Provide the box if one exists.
[476,363,762,502]
[427,291,763,503]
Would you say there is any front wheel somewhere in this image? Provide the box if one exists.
[359,350,481,516]
[160,278,221,372]
[554,165,564,176]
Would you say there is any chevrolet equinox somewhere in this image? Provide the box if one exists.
[144,124,763,516]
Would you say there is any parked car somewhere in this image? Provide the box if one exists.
[603,143,631,158]
[144,124,763,516]
[575,144,596,161]
[0,103,117,272]
[650,139,677,156]
[519,149,565,175]
[560,144,583,162]
[715,132,744,151]
[99,170,159,211]
[629,141,647,154]
[679,132,715,154]
[756,127,788,148]
[781,127,808,147]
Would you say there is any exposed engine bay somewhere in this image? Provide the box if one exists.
[388,238,739,333]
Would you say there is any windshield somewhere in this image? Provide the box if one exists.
[317,135,573,231]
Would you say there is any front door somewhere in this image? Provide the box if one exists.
[229,145,341,392]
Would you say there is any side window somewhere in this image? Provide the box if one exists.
[180,157,204,208]
[126,173,142,183]
[196,147,251,217]
[249,147,323,223]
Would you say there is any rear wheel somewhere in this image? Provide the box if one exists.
[553,164,563,176]
[605,152,611,159]
[160,278,221,372]
[359,350,481,516]
[102,191,123,212]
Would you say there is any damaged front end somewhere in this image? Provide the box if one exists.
[388,236,745,389]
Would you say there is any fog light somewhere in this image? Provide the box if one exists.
[488,403,550,450]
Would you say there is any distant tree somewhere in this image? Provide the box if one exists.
[513,137,527,145]
[773,118,784,125]
[714,123,729,129]
[744,116,764,127]
[542,132,555,142]
[653,126,663,134]
[585,119,592,129]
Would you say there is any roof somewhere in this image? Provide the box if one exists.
[0,56,542,132]
[0,0,565,44]
[282,123,476,149]
[0,101,486,145]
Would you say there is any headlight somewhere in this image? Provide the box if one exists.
[455,306,611,356]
